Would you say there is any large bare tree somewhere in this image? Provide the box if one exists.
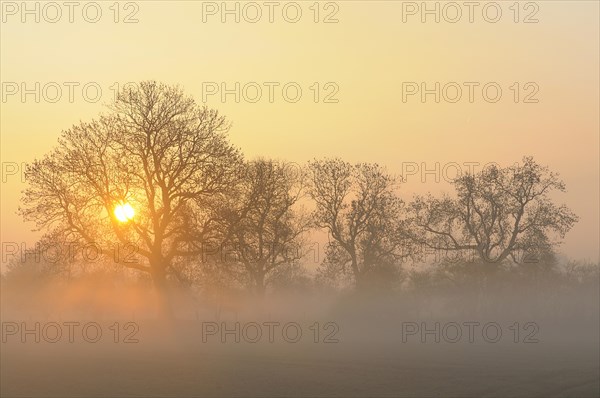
[19,81,242,316]
[409,157,578,265]
[215,159,309,295]
[308,159,409,289]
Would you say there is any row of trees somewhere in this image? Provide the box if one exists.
[16,82,579,316]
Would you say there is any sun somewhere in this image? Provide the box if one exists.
[114,202,135,223]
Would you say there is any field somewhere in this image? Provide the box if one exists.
[2,312,598,397]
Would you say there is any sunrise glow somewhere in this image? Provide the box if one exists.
[114,202,135,223]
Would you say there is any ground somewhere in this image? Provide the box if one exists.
[2,318,598,397]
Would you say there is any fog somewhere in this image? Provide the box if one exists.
[2,261,598,397]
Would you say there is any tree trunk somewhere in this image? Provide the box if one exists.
[151,261,174,320]
[351,258,364,290]
[254,272,266,297]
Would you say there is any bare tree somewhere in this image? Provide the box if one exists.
[307,159,409,289]
[19,81,242,317]
[409,157,578,265]
[215,159,309,295]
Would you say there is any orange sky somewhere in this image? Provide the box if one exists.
[1,1,598,263]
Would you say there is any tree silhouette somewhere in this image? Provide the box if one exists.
[216,159,310,295]
[409,157,578,265]
[19,81,242,317]
[308,159,409,288]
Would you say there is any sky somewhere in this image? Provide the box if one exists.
[1,1,599,263]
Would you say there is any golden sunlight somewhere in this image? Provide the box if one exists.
[114,202,135,223]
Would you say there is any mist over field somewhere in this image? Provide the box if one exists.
[2,255,599,397]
